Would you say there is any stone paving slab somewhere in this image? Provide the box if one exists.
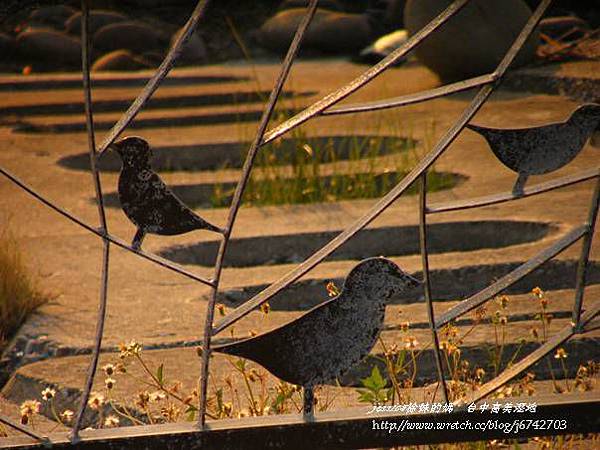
[0,59,599,416]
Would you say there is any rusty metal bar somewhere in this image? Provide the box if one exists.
[418,173,449,403]
[571,177,600,329]
[0,167,215,287]
[197,0,320,427]
[427,168,600,214]
[323,73,496,116]
[260,0,471,146]
[97,0,211,154]
[0,416,47,443]
[462,299,600,405]
[213,0,552,335]
[435,225,587,329]
[71,2,111,441]
[3,393,599,449]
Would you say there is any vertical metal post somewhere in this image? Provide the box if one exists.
[71,0,111,442]
[419,173,449,403]
[572,177,600,329]
[196,0,320,427]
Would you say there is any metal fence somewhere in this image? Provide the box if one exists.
[1,0,599,447]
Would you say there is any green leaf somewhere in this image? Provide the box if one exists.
[156,363,164,385]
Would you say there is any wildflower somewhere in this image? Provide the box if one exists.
[149,391,166,402]
[237,408,250,418]
[216,304,226,316]
[87,393,105,410]
[404,336,418,350]
[249,330,258,337]
[119,340,142,358]
[532,287,544,298]
[326,281,340,297]
[530,327,539,339]
[474,305,487,322]
[400,321,410,332]
[554,348,568,359]
[20,400,41,421]
[136,391,150,409]
[222,402,233,415]
[499,315,508,326]
[60,410,74,423]
[104,415,119,428]
[102,363,116,376]
[160,405,180,422]
[497,295,509,309]
[260,302,271,315]
[475,368,486,380]
[41,387,56,401]
[302,144,314,157]
[104,377,116,390]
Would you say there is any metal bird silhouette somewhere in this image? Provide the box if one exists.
[467,103,600,195]
[108,136,224,250]
[212,257,420,420]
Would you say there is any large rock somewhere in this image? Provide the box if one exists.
[279,0,342,11]
[171,27,207,65]
[91,50,152,72]
[258,8,373,54]
[29,5,77,29]
[0,32,16,60]
[65,10,129,35]
[16,28,81,67]
[404,0,540,81]
[93,21,168,54]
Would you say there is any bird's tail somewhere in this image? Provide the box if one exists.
[201,219,225,235]
[211,339,251,358]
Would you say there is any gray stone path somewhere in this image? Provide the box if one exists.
[0,59,598,428]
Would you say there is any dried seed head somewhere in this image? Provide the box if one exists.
[217,304,226,316]
[260,302,271,315]
[60,409,74,422]
[554,348,568,359]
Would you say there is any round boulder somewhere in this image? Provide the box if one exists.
[91,50,152,72]
[171,28,207,65]
[16,28,81,67]
[65,10,129,35]
[93,21,168,54]
[279,0,342,11]
[404,0,540,81]
[258,8,373,54]
[29,5,77,29]
[0,32,16,60]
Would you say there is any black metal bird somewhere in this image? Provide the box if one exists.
[467,103,600,195]
[108,136,224,250]
[212,257,420,420]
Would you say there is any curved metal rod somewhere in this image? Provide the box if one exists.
[71,1,111,440]
[197,0,320,427]
[213,0,552,335]
[323,73,496,116]
[461,299,600,405]
[97,0,211,154]
[0,415,47,443]
[435,225,587,329]
[0,167,215,287]
[427,168,600,214]
[259,0,471,147]
[418,173,449,403]
[572,177,600,328]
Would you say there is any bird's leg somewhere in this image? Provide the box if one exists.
[303,385,314,421]
[512,173,529,197]
[131,228,146,250]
